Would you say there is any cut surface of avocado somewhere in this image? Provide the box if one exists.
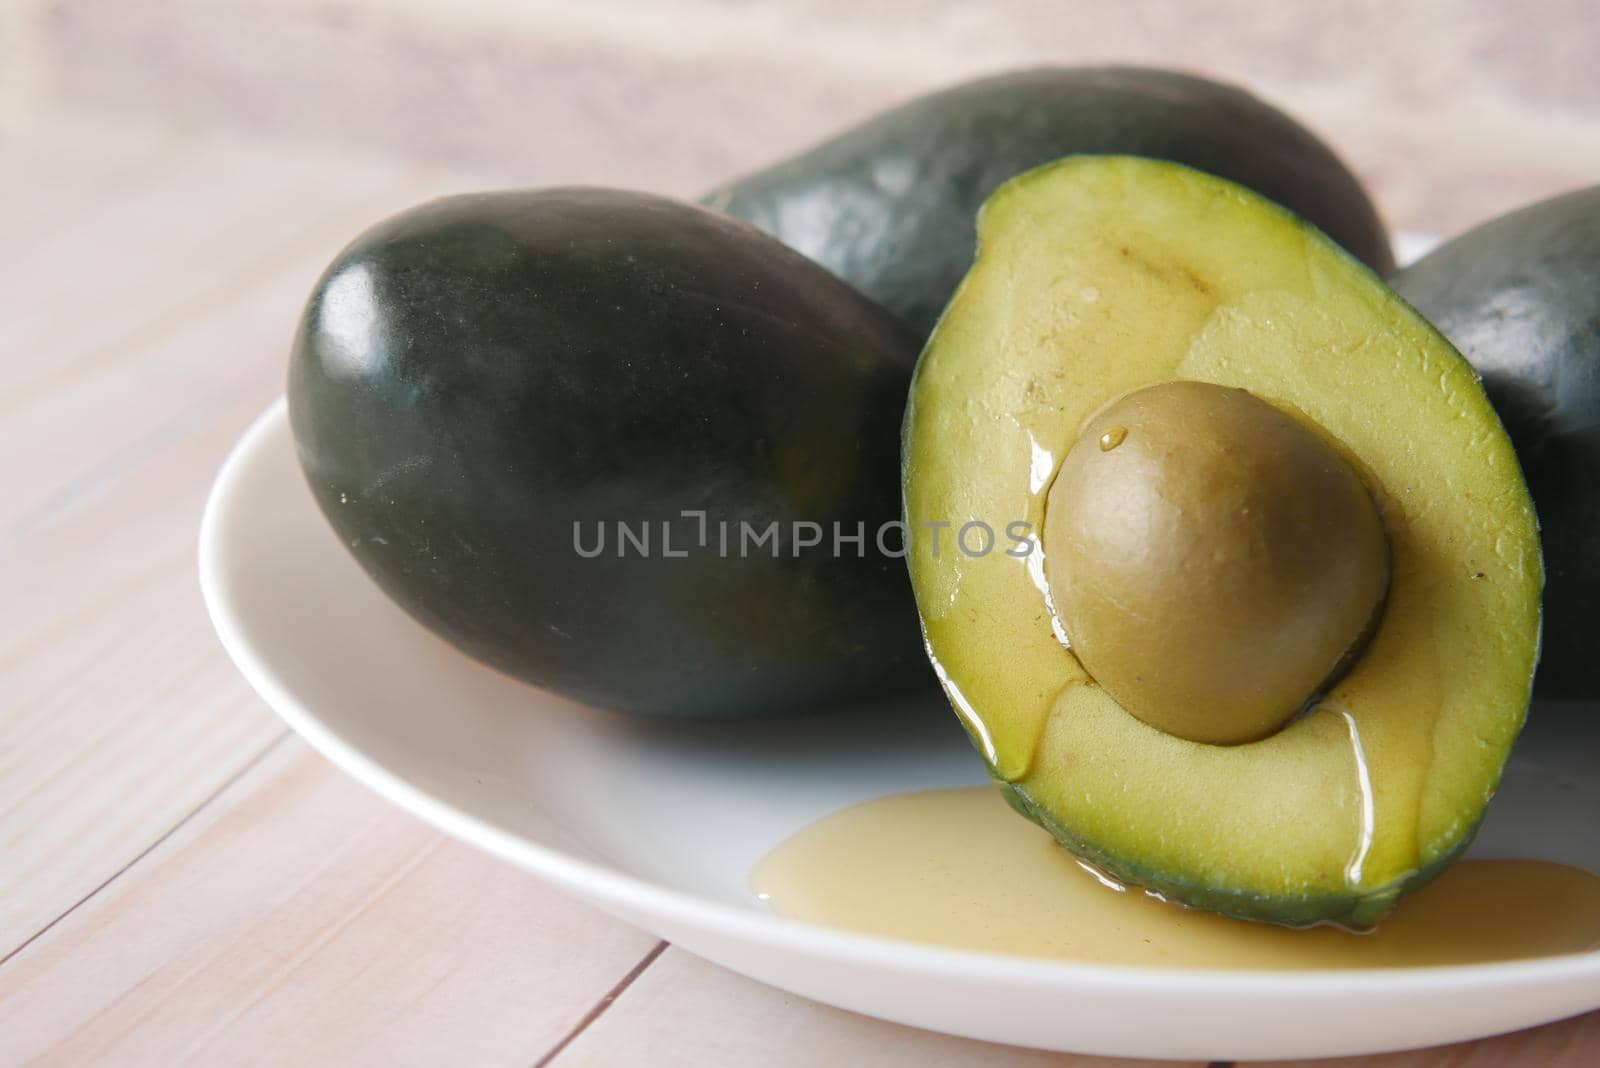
[902,156,1541,927]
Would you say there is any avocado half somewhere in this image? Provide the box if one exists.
[903,157,1542,927]
[1391,185,1600,699]
[704,66,1394,340]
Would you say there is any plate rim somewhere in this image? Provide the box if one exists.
[198,399,1600,1041]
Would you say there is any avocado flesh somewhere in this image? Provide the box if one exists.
[903,157,1541,926]
[705,66,1394,340]
[1391,185,1600,698]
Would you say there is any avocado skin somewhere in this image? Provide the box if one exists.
[1391,186,1600,697]
[288,188,929,717]
[704,66,1394,338]
[996,780,1471,930]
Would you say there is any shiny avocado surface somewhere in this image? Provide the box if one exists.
[704,66,1395,338]
[1391,185,1600,697]
[289,188,929,717]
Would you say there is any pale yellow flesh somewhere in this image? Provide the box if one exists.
[903,157,1541,903]
[753,787,1600,968]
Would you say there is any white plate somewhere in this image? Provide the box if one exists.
[200,399,1600,1060]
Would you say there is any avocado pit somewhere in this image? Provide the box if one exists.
[1042,380,1390,745]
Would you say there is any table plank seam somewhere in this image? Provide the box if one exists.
[0,727,290,971]
[164,812,455,1062]
[535,940,668,1068]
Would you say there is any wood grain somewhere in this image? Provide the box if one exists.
[0,114,473,956]
[0,738,661,1066]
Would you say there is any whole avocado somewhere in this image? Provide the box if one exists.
[1391,185,1600,697]
[288,188,928,717]
[704,66,1394,338]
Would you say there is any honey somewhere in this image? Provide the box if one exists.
[753,788,1600,969]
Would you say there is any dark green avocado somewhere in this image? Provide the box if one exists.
[288,188,928,717]
[1392,185,1600,697]
[704,66,1394,338]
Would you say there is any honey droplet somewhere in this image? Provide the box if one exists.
[1099,426,1127,451]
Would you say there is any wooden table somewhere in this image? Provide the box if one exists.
[3,12,1599,1061]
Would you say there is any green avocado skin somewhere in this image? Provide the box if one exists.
[703,66,1394,339]
[1391,186,1600,697]
[288,188,930,718]
[996,779,1469,930]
